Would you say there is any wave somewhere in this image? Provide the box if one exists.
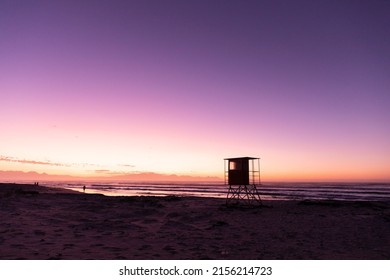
[43,181,390,201]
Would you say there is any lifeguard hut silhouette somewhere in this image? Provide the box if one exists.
[224,157,262,206]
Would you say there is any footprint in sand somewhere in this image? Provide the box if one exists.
[163,245,177,254]
[34,230,46,236]
[63,243,75,249]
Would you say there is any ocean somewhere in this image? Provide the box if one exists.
[42,181,390,201]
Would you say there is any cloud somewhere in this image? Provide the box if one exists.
[80,163,136,169]
[118,164,136,168]
[0,155,70,167]
[0,155,136,171]
[93,170,135,175]
[94,169,111,173]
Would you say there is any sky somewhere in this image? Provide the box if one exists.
[1,0,389,182]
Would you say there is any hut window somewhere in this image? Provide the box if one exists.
[229,161,242,170]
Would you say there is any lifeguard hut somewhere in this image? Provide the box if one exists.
[224,157,262,206]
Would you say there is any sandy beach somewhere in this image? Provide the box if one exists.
[1,183,389,260]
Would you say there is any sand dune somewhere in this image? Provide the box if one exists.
[0,183,389,259]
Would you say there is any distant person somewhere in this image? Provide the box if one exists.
[83,185,86,193]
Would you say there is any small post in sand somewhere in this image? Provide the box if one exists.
[224,157,262,207]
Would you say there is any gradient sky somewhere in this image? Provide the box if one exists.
[1,0,389,181]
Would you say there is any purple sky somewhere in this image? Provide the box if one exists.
[1,0,389,181]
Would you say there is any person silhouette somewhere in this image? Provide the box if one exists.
[83,185,86,193]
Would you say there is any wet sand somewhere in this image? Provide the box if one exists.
[1,183,389,259]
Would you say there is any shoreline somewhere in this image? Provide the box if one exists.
[1,183,390,259]
[32,181,390,201]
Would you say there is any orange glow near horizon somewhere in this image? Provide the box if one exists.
[1,153,389,183]
[1,114,389,182]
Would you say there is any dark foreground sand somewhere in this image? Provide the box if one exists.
[1,183,389,260]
